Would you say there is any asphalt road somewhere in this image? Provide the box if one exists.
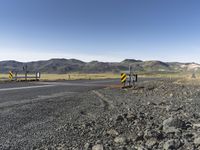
[0,79,120,107]
[0,77,159,106]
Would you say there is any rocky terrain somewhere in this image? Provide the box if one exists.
[59,79,200,150]
[1,78,200,150]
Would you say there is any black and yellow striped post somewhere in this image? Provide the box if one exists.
[121,73,127,87]
[8,71,13,81]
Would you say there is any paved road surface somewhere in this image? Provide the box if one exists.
[0,79,119,107]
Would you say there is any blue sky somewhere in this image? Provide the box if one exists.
[0,0,200,62]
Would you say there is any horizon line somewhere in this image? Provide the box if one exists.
[0,58,198,64]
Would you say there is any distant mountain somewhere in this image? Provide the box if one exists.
[0,58,200,74]
[142,61,170,71]
[121,59,143,63]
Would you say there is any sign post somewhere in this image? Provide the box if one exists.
[120,65,138,88]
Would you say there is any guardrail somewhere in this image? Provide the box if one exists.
[8,71,41,81]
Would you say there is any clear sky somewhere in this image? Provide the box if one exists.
[0,0,200,62]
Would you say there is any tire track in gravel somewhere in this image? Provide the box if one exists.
[92,90,114,111]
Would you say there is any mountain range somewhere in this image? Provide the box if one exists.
[0,58,200,74]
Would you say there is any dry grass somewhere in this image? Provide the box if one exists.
[0,74,9,79]
[138,72,187,79]
[0,73,120,81]
[41,73,120,80]
[0,72,191,80]
[0,72,199,83]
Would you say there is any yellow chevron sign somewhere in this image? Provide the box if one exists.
[9,71,13,80]
[121,73,127,83]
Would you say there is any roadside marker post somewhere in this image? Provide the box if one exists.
[121,65,138,88]
[121,73,127,83]
[36,72,41,80]
[8,71,13,81]
[121,73,127,87]
[121,73,138,88]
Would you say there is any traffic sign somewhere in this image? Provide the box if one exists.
[9,71,13,80]
[121,73,127,83]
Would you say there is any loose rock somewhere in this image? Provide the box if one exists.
[106,129,119,136]
[146,139,158,149]
[163,139,182,150]
[114,136,127,144]
[194,137,200,146]
[92,144,104,150]
[163,117,186,133]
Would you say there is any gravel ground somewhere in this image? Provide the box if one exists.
[1,79,200,149]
